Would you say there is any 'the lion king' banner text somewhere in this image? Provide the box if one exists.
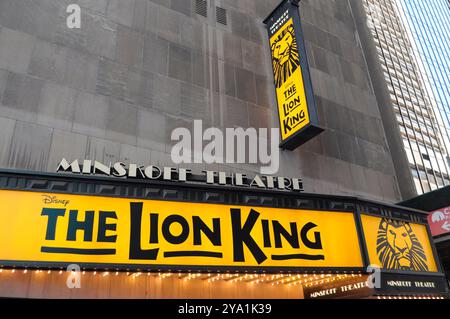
[0,190,363,270]
[361,215,438,272]
[264,0,323,150]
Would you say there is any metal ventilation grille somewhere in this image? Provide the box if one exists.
[195,0,208,17]
[216,6,227,25]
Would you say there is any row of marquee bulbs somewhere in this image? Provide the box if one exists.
[376,296,445,300]
[0,269,446,299]
[0,268,362,287]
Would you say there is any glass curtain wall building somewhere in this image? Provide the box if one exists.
[363,0,450,195]
[395,0,450,180]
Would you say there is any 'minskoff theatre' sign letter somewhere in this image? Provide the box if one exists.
[264,0,323,150]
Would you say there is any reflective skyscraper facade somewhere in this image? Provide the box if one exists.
[396,0,450,183]
[363,0,450,195]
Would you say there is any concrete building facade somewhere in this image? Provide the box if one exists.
[0,0,408,203]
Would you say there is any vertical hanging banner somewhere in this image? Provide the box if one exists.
[264,0,323,150]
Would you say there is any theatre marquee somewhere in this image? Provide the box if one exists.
[0,168,447,297]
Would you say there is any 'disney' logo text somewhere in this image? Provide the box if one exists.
[42,195,70,207]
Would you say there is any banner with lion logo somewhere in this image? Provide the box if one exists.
[269,18,310,141]
[361,215,438,272]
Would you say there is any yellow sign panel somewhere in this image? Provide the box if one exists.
[0,190,363,269]
[270,18,310,141]
[361,215,438,272]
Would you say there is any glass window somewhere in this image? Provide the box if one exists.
[414,177,423,194]
[422,180,431,193]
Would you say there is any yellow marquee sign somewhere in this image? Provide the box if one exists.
[0,190,363,269]
[361,215,438,272]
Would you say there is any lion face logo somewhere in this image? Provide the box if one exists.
[376,218,428,271]
[271,23,300,88]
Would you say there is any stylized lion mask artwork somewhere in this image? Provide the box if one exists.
[376,218,428,271]
[271,24,301,88]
